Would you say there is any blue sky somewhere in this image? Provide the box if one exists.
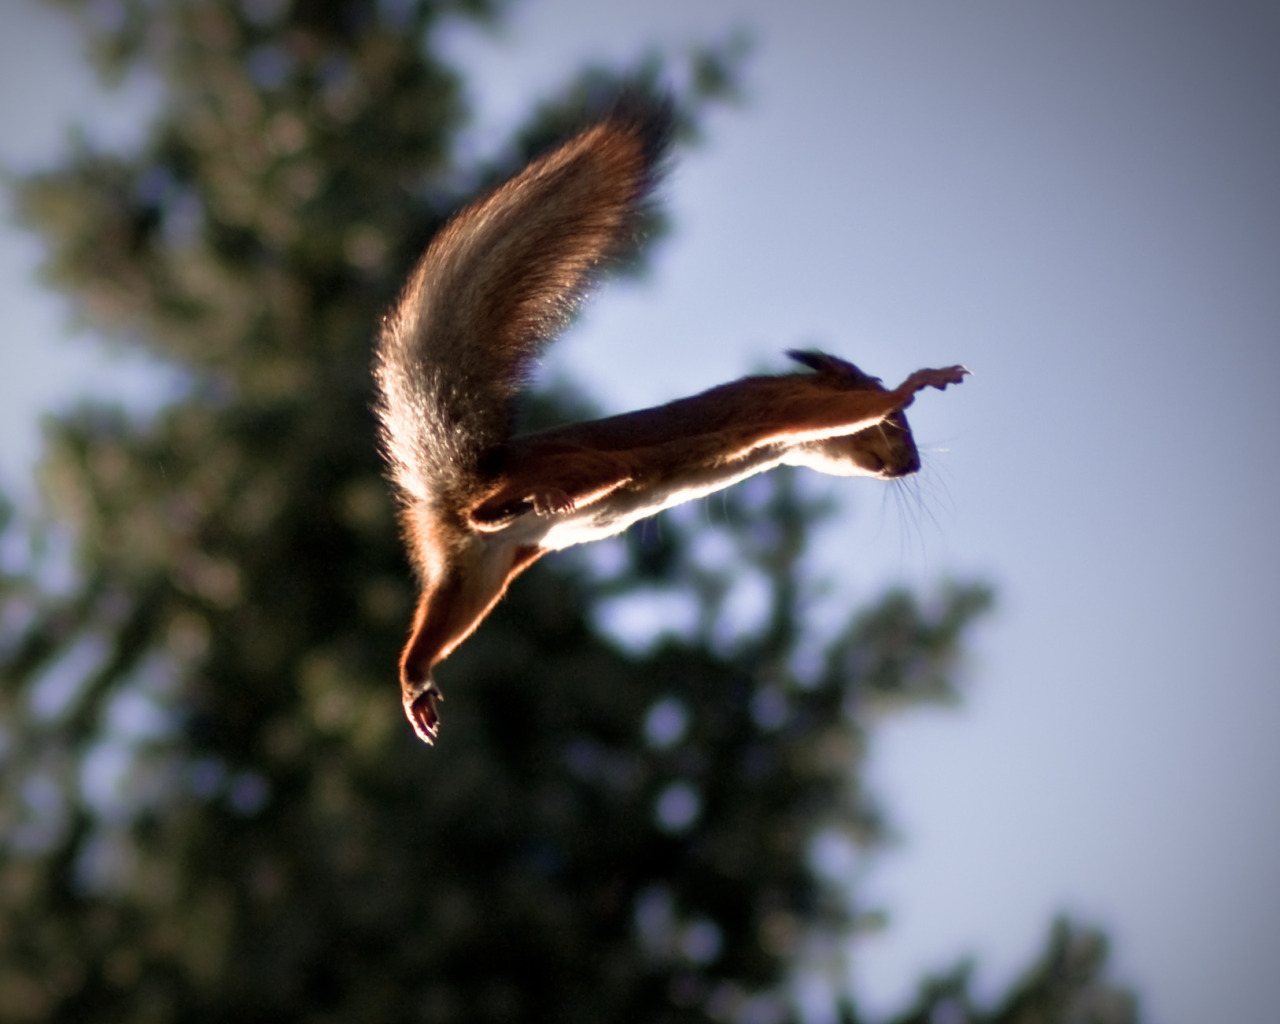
[3,2,1279,1022]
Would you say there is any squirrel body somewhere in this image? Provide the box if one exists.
[374,99,967,743]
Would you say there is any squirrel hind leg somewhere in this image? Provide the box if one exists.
[404,680,443,745]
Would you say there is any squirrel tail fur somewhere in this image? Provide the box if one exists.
[373,97,674,526]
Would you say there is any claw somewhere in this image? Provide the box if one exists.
[925,365,969,389]
[407,683,443,745]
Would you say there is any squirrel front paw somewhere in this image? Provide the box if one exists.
[530,487,576,516]
[904,365,969,395]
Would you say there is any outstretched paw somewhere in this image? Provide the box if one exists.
[904,365,969,394]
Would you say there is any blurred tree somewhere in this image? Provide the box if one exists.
[0,1,1138,1022]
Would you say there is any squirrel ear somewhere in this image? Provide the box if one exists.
[785,349,883,390]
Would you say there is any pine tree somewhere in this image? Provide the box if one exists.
[1,2,1137,1021]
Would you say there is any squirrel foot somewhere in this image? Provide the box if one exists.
[407,683,443,745]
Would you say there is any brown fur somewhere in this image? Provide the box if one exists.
[373,99,966,743]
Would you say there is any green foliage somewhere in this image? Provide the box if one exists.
[0,1,1138,1022]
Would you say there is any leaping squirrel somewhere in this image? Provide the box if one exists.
[374,97,967,744]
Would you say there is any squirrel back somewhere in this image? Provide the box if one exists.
[373,98,673,522]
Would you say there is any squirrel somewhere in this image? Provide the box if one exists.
[374,96,967,744]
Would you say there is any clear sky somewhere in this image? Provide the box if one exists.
[3,2,1279,1022]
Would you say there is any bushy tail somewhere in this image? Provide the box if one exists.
[374,96,674,507]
